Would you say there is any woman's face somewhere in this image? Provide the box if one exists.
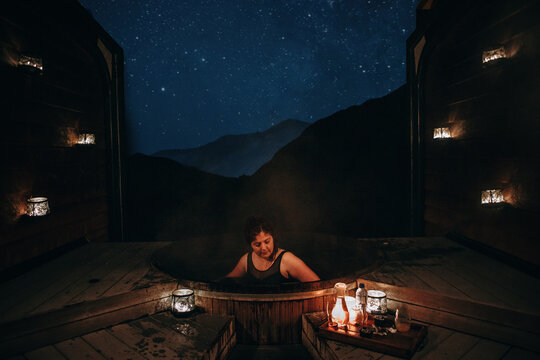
[250,231,274,260]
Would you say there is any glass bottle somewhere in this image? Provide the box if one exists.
[355,283,367,326]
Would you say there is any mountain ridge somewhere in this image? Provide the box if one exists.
[153,118,310,177]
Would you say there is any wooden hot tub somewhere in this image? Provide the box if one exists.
[152,232,382,344]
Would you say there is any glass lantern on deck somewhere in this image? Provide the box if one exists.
[171,289,195,316]
[366,290,387,315]
[330,282,350,329]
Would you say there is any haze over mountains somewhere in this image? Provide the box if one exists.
[153,119,310,177]
[125,86,410,243]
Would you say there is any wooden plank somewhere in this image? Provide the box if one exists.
[440,250,535,310]
[357,279,539,333]
[319,322,427,359]
[140,314,210,359]
[106,322,179,359]
[3,244,124,322]
[99,243,171,297]
[502,347,540,360]
[54,337,106,360]
[82,330,147,360]
[405,301,539,353]
[411,325,453,360]
[0,243,99,311]
[66,244,151,303]
[460,339,511,360]
[403,265,469,298]
[32,245,137,314]
[301,330,325,360]
[415,331,479,360]
[0,282,176,357]
[389,267,436,292]
[24,345,67,360]
[424,262,503,305]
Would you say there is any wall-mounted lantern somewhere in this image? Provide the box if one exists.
[481,189,504,204]
[482,46,506,64]
[26,197,50,216]
[77,133,95,145]
[18,54,43,71]
[433,127,451,139]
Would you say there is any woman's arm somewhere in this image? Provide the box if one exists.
[225,253,248,278]
[283,252,320,282]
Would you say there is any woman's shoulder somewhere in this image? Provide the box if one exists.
[280,250,301,263]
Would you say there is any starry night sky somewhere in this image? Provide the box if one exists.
[78,0,419,155]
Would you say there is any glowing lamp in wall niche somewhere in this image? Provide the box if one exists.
[482,46,506,64]
[26,197,50,216]
[77,133,95,145]
[18,55,43,71]
[481,189,504,204]
[433,127,451,139]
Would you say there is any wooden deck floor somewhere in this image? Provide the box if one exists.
[1,236,539,359]
[0,242,174,324]
[302,312,540,360]
[7,312,235,360]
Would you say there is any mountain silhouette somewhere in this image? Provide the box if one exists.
[125,85,410,242]
[152,119,310,177]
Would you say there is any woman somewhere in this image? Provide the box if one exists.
[225,216,320,284]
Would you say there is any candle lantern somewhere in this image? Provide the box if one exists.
[433,127,451,139]
[330,282,349,329]
[481,189,504,204]
[482,46,506,64]
[26,197,50,216]
[18,54,43,71]
[77,133,96,145]
[366,290,387,315]
[171,289,195,316]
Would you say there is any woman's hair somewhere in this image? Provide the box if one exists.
[244,216,279,259]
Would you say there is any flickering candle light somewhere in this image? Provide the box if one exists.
[482,46,506,64]
[171,289,195,315]
[77,133,96,145]
[366,290,387,315]
[481,189,504,204]
[26,197,50,216]
[331,283,349,329]
[433,127,451,139]
[18,54,43,71]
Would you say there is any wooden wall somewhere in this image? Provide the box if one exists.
[0,1,125,270]
[413,0,540,266]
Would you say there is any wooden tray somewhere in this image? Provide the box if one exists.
[318,322,427,359]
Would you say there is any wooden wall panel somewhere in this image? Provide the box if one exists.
[0,1,124,270]
[419,0,540,266]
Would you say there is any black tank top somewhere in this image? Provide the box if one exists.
[246,251,289,284]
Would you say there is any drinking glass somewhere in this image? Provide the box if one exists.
[395,304,411,332]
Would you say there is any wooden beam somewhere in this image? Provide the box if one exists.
[357,278,540,352]
[0,281,177,357]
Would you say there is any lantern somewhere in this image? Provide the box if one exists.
[26,197,50,216]
[18,54,43,71]
[481,189,504,204]
[433,127,451,139]
[330,282,349,329]
[366,290,387,315]
[482,46,506,64]
[77,133,96,145]
[171,289,195,316]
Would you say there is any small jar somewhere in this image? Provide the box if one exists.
[171,289,195,316]
[366,290,387,314]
